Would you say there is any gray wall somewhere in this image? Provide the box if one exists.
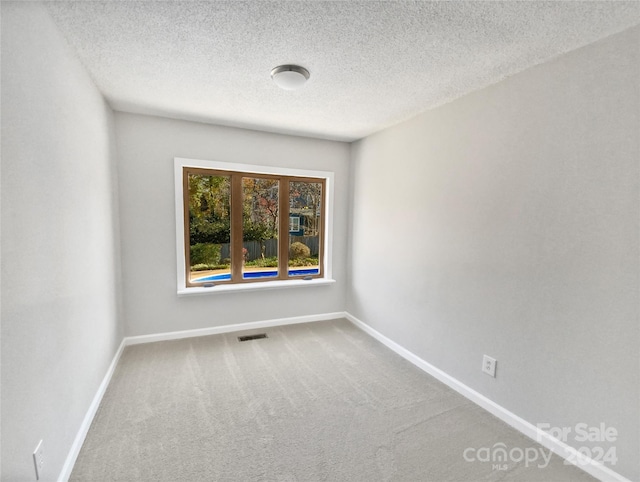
[115,113,350,337]
[348,26,639,480]
[1,3,123,480]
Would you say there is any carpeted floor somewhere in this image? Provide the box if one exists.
[71,319,594,481]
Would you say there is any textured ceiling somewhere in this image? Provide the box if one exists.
[45,1,640,142]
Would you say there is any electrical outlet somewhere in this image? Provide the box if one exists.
[482,355,497,377]
[33,440,44,480]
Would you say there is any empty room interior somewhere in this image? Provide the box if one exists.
[2,1,639,481]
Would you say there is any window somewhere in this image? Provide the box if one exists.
[175,158,334,293]
[289,216,300,233]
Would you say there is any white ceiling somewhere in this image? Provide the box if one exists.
[45,1,640,142]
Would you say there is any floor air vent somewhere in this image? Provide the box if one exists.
[238,333,268,342]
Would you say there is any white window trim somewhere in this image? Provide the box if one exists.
[174,157,335,295]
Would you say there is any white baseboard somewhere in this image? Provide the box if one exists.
[61,311,629,482]
[58,338,126,482]
[58,312,347,480]
[344,312,630,482]
[124,312,347,346]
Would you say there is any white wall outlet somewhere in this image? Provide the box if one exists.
[482,355,497,377]
[33,440,44,480]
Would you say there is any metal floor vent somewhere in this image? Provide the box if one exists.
[238,333,268,342]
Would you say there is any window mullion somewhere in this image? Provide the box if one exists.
[231,174,244,282]
[318,179,326,278]
[278,178,289,280]
[183,168,193,287]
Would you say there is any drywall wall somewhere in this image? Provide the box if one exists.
[348,26,639,480]
[1,3,123,480]
[115,113,350,336]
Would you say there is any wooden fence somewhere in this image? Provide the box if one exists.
[220,235,319,261]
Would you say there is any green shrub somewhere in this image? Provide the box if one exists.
[190,243,221,265]
[289,242,310,259]
[191,262,230,271]
[191,263,214,271]
[245,256,279,268]
[288,257,318,267]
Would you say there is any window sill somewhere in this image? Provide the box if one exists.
[177,278,336,296]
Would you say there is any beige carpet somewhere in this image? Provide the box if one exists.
[71,319,594,481]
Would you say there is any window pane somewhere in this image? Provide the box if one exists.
[242,177,279,279]
[187,173,232,284]
[289,181,322,277]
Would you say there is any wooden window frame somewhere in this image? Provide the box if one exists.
[182,166,327,288]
